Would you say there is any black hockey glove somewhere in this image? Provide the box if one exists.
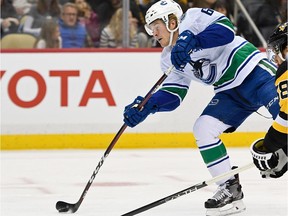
[250,138,287,178]
[260,148,287,178]
[250,139,278,170]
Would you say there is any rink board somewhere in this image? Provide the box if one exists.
[1,49,272,150]
[1,132,266,149]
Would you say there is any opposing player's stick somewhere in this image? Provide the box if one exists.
[121,163,254,216]
[55,66,174,213]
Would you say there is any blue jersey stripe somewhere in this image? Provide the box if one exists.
[197,23,234,49]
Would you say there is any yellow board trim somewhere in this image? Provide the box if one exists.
[0,132,266,150]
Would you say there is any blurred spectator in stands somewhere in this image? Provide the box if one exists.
[236,0,285,47]
[254,0,285,39]
[59,0,70,5]
[136,0,155,16]
[13,0,32,33]
[22,0,61,37]
[86,1,148,38]
[1,0,19,38]
[130,0,147,34]
[13,0,31,18]
[90,0,147,33]
[59,2,92,48]
[279,0,287,21]
[34,18,62,48]
[131,0,158,47]
[74,0,100,47]
[99,8,142,48]
[27,0,37,5]
[212,0,238,34]
[212,0,228,15]
[93,0,121,34]
[85,0,103,13]
[192,0,216,8]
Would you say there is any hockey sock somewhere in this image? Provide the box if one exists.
[198,139,232,185]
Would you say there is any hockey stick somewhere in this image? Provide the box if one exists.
[55,66,174,213]
[121,163,254,216]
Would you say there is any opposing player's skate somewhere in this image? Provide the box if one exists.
[205,171,246,216]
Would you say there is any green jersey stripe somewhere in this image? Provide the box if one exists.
[258,59,277,75]
[160,86,188,101]
[214,42,259,86]
[215,18,235,32]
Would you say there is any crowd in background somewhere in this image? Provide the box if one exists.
[1,0,287,49]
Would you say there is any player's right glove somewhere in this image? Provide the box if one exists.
[123,96,158,128]
[250,138,287,178]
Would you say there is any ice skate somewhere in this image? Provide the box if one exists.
[205,172,246,216]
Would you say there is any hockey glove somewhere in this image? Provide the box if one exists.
[171,30,198,70]
[250,139,278,170]
[250,138,287,178]
[123,96,158,128]
[260,148,287,178]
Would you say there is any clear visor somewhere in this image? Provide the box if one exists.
[144,24,153,36]
[266,48,277,65]
[144,23,164,36]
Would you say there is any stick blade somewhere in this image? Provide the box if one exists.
[56,201,77,213]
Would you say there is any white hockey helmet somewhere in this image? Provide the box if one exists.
[144,0,183,36]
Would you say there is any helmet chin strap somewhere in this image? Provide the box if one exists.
[168,31,174,46]
[167,27,178,47]
[278,52,286,62]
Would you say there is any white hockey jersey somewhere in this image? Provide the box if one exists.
[159,8,275,103]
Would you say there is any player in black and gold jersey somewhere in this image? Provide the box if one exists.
[250,22,287,178]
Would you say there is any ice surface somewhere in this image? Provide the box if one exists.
[1,148,287,216]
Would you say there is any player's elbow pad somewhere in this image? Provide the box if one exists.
[150,90,181,112]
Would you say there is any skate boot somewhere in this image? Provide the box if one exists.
[205,170,246,216]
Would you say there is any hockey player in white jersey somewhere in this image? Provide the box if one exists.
[123,1,280,215]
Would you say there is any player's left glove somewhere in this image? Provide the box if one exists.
[123,96,158,128]
[250,138,287,178]
[171,30,198,70]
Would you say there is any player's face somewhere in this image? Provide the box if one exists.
[149,20,171,47]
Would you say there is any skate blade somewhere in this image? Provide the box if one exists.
[206,200,246,216]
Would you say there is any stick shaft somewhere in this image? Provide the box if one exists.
[60,66,174,213]
[122,163,254,216]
